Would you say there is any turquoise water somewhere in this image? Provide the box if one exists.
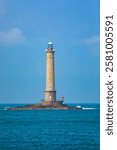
[0,104,100,150]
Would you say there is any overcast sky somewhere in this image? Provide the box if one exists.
[0,0,100,104]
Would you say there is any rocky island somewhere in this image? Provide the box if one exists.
[8,101,82,110]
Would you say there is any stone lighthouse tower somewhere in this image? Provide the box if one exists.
[44,42,56,101]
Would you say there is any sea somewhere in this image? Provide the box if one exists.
[0,103,100,150]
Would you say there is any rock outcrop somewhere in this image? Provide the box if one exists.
[8,101,81,110]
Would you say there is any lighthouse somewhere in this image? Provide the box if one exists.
[44,42,56,101]
[8,42,82,110]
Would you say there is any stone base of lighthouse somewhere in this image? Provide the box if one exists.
[44,90,56,101]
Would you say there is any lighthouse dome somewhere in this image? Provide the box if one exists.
[48,42,53,49]
[48,42,53,45]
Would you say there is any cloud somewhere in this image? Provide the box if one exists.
[0,27,26,45]
[84,34,100,56]
[85,34,100,45]
[69,34,100,47]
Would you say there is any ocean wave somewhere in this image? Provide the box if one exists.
[3,107,10,110]
[82,107,98,110]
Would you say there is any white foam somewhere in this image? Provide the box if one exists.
[82,107,97,110]
[4,107,10,110]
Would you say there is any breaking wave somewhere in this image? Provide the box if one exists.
[82,107,98,110]
[4,107,10,110]
[0,106,10,110]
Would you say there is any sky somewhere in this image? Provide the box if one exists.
[0,0,100,104]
